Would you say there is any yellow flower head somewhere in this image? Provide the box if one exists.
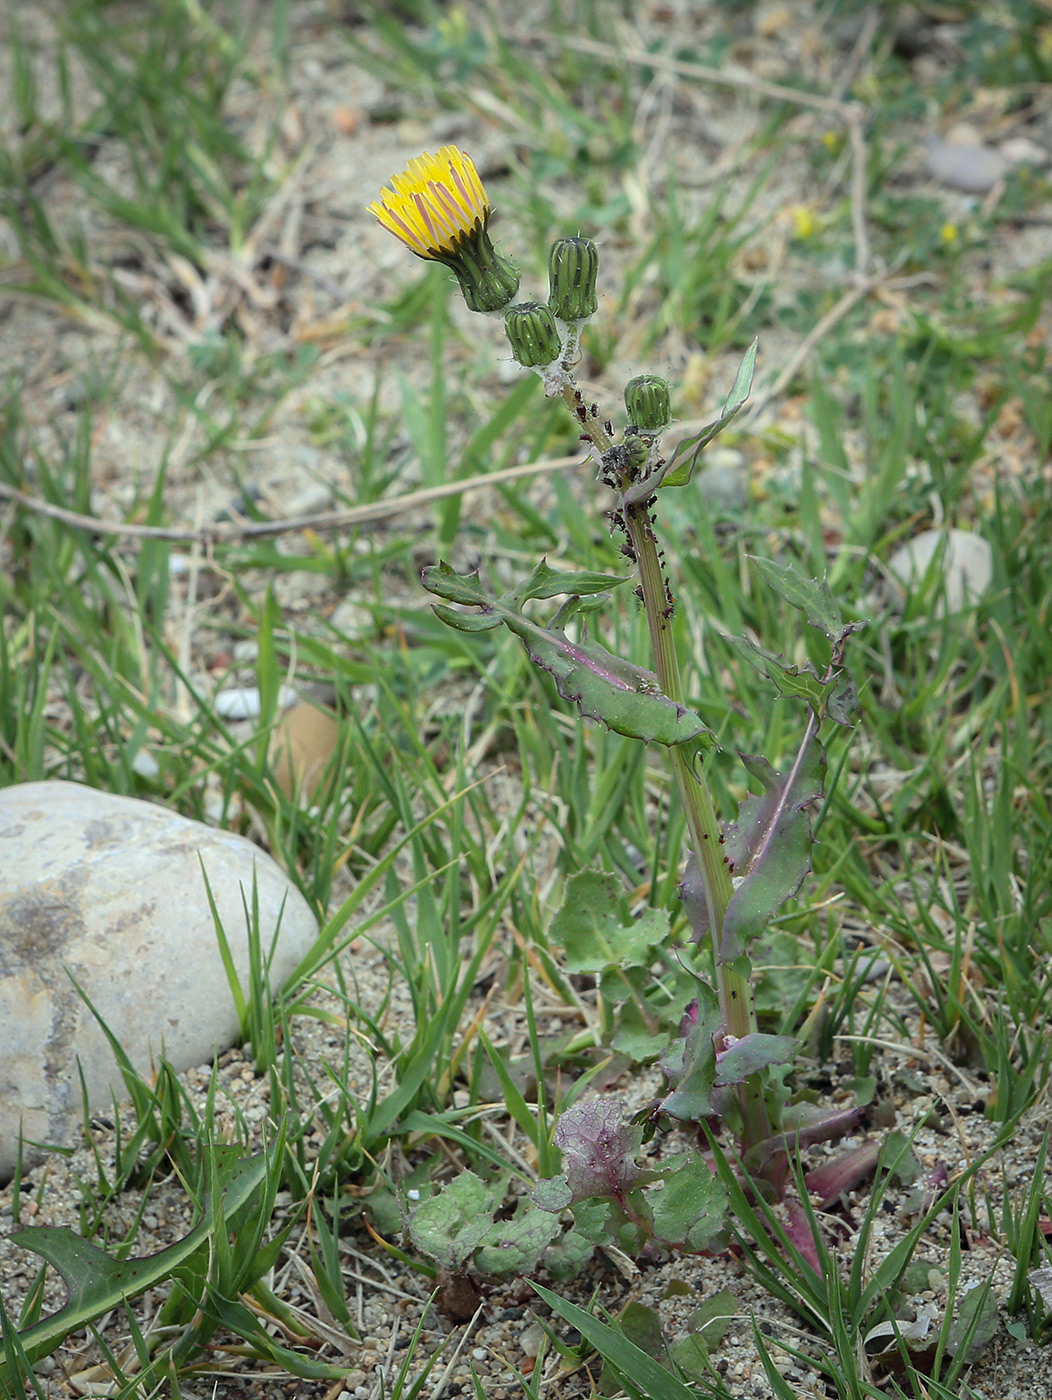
[369,146,520,312]
[369,145,489,260]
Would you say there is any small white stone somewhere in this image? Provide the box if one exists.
[0,781,319,1181]
[214,685,299,719]
[886,528,993,614]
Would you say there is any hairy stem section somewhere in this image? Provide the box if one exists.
[564,383,771,1148]
[624,502,771,1148]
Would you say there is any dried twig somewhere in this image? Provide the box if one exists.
[552,32,856,116]
[746,269,932,419]
[0,454,586,549]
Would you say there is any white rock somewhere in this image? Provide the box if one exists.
[0,781,319,1181]
[214,684,299,719]
[885,528,993,614]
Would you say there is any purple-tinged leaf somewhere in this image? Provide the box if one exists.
[748,1102,864,1165]
[719,730,826,962]
[783,1193,822,1274]
[658,986,722,1124]
[803,1140,881,1210]
[553,1100,645,1205]
[713,1033,796,1086]
[679,854,712,945]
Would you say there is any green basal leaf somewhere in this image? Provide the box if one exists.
[543,1226,596,1280]
[475,1200,561,1275]
[747,557,843,639]
[611,999,674,1063]
[613,1300,666,1361]
[407,1171,495,1271]
[689,1288,737,1348]
[10,1150,270,1366]
[649,1154,728,1251]
[668,1289,738,1378]
[554,870,669,974]
[946,1279,1000,1362]
[534,1175,573,1212]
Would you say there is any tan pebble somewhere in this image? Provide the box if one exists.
[271,701,342,802]
[334,106,359,135]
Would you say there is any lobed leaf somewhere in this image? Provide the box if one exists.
[8,1150,269,1367]
[553,870,669,974]
[407,1172,495,1271]
[553,1100,646,1204]
[747,557,843,639]
[423,565,712,748]
[649,1154,728,1252]
[719,732,826,962]
[475,1201,561,1275]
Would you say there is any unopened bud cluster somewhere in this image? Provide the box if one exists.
[502,235,600,382]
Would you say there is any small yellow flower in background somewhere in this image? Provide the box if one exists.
[790,205,817,240]
[821,130,839,152]
[369,145,520,313]
[941,221,959,248]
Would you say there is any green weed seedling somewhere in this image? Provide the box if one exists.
[369,147,866,1269]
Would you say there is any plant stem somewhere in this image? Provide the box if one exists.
[561,385,771,1148]
[623,499,771,1148]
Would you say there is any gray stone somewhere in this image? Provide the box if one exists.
[885,528,993,615]
[0,781,319,1181]
[925,139,1009,194]
[695,448,749,514]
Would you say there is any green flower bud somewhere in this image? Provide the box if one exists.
[547,236,599,322]
[504,301,563,368]
[622,429,650,475]
[624,375,671,432]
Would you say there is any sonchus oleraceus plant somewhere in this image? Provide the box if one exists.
[370,146,866,1262]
